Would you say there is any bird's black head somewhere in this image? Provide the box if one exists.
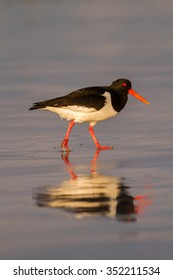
[110,78,132,91]
[107,79,132,112]
[109,78,150,105]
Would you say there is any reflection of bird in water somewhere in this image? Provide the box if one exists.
[33,151,151,221]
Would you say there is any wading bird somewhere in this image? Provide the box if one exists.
[29,78,149,151]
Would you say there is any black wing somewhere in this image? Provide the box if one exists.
[29,86,106,111]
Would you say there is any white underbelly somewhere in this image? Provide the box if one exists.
[43,92,117,125]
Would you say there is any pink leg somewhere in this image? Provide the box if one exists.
[88,125,113,150]
[61,120,75,152]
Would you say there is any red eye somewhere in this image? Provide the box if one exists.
[122,83,127,87]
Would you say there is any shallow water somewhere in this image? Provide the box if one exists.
[0,0,173,259]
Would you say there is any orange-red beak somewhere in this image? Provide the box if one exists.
[128,88,150,104]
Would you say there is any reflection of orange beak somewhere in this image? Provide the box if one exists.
[128,88,150,104]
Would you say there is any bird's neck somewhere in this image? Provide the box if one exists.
[108,87,128,112]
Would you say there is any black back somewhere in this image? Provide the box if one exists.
[29,78,131,112]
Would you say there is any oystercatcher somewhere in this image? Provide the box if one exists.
[29,78,149,151]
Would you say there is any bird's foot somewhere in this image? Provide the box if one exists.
[61,151,69,162]
[61,138,71,153]
[96,144,113,150]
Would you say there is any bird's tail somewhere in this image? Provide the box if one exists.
[29,96,62,111]
[29,102,46,111]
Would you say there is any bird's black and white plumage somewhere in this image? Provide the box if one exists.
[29,78,149,151]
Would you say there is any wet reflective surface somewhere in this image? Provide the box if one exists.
[34,151,151,222]
[0,0,173,259]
